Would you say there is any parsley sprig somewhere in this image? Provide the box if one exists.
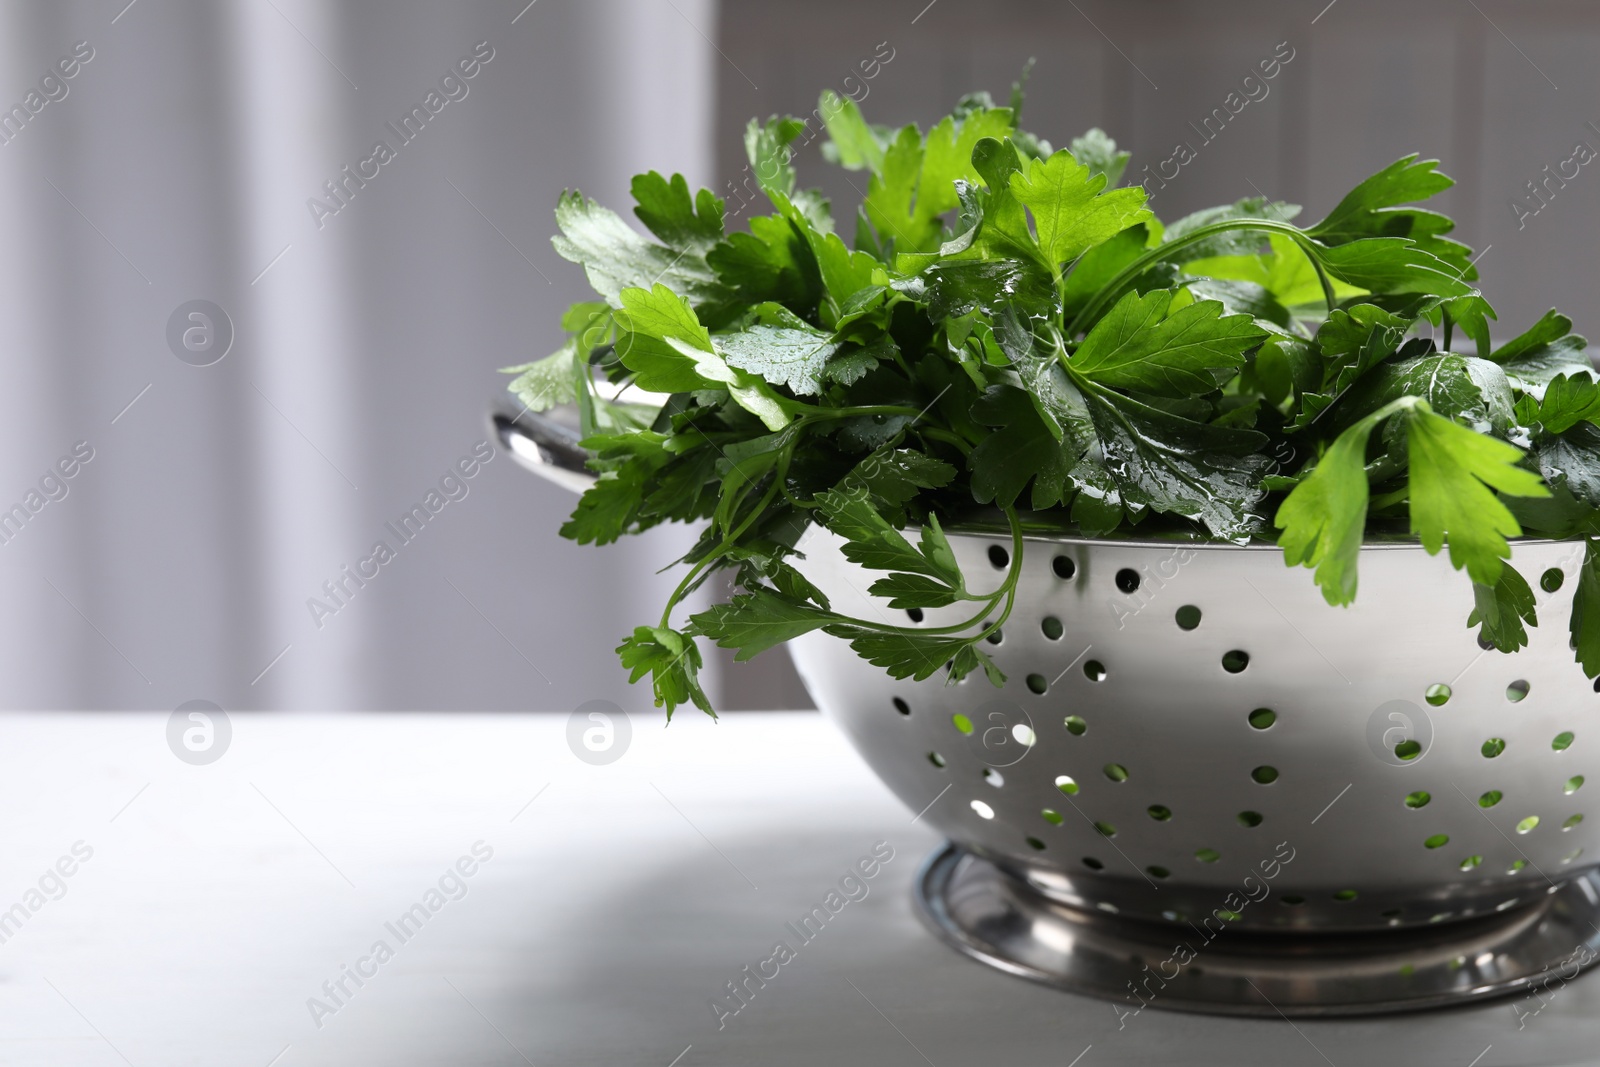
[504,83,1597,716]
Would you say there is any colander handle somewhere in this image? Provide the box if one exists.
[488,402,596,495]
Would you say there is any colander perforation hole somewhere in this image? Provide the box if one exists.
[1222,650,1250,673]
[970,799,995,819]
[1041,808,1063,825]
[1508,859,1528,875]
[1567,775,1586,794]
[1333,890,1358,902]
[1424,833,1449,849]
[1280,895,1305,906]
[1425,683,1451,706]
[1082,857,1104,870]
[1064,715,1087,736]
[1147,865,1170,879]
[1052,555,1076,580]
[1248,707,1276,730]
[1195,848,1220,864]
[952,713,973,735]
[1563,814,1584,831]
[1481,738,1506,759]
[1175,605,1202,631]
[1147,804,1172,821]
[892,697,910,716]
[1460,855,1483,871]
[1507,679,1530,702]
[1542,567,1565,593]
[1055,775,1079,795]
[1040,616,1064,641]
[1104,763,1128,783]
[1025,836,1046,851]
[1516,815,1540,834]
[1115,568,1141,594]
[1237,811,1263,827]
[1479,790,1503,808]
[1026,673,1048,695]
[906,608,924,624]
[1251,765,1279,785]
[987,544,1009,569]
[1094,821,1117,838]
[1553,731,1575,751]
[1564,848,1585,864]
[927,752,946,768]
[982,768,1004,788]
[1084,660,1107,682]
[1405,791,1431,809]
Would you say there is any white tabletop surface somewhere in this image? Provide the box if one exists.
[1,709,1596,1066]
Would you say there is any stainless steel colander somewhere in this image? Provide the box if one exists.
[497,403,1600,1015]
[789,522,1600,1013]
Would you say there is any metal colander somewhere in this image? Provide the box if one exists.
[790,525,1598,930]
[497,404,1600,1014]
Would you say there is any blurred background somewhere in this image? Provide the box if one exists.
[0,0,1594,712]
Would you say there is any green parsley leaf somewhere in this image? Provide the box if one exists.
[552,191,724,307]
[813,488,965,595]
[1406,403,1549,586]
[968,382,1083,510]
[691,588,839,660]
[630,171,724,254]
[502,339,579,413]
[1306,155,1467,275]
[1074,378,1270,539]
[1275,406,1384,605]
[561,466,649,545]
[1532,373,1600,434]
[1571,541,1600,678]
[716,321,841,396]
[1008,149,1151,277]
[1468,564,1537,653]
[1070,290,1267,397]
[1338,352,1513,434]
[616,626,713,718]
[1490,310,1593,392]
[829,626,982,682]
[842,447,957,506]
[1066,128,1130,187]
[1535,422,1600,508]
[614,284,791,429]
[819,91,889,172]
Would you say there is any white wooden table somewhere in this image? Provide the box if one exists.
[0,711,1594,1066]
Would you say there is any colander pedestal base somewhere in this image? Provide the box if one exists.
[913,844,1600,1017]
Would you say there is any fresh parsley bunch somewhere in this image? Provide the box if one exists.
[505,82,1600,717]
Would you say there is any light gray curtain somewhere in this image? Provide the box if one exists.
[0,0,719,710]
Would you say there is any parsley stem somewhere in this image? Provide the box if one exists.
[1067,218,1337,337]
[658,480,781,630]
[790,403,926,421]
[917,427,974,455]
[839,507,1025,638]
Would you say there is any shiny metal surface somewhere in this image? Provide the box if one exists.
[915,843,1600,1017]
[789,525,1600,943]
[490,402,597,495]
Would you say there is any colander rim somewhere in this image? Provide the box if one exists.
[931,510,1569,552]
